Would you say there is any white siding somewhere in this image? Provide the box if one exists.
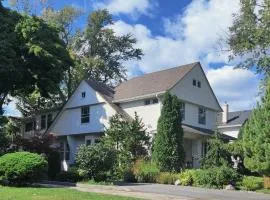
[218,126,241,138]
[120,99,161,132]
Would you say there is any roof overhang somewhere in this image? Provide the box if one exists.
[113,91,165,103]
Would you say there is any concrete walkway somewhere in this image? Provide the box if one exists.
[74,183,270,200]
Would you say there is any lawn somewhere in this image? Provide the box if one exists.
[0,186,139,200]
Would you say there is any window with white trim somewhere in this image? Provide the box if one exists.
[81,106,90,123]
[198,107,206,125]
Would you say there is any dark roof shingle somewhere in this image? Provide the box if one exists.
[113,62,198,102]
[217,110,252,126]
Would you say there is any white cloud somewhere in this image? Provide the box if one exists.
[207,66,260,111]
[93,0,156,18]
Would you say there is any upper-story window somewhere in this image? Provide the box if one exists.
[193,79,196,86]
[144,98,158,105]
[81,106,90,123]
[47,114,53,128]
[193,79,201,88]
[41,115,46,129]
[180,102,185,121]
[197,81,201,88]
[198,107,206,125]
[82,92,86,98]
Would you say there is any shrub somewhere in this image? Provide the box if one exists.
[193,166,240,189]
[55,167,82,183]
[123,168,136,182]
[241,176,264,191]
[156,172,179,184]
[76,144,117,181]
[48,151,61,180]
[0,151,47,185]
[179,170,196,186]
[133,159,160,183]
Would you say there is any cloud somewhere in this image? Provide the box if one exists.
[207,66,260,111]
[93,0,156,18]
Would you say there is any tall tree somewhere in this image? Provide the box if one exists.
[228,0,270,75]
[0,2,72,114]
[152,92,185,172]
[74,9,143,86]
[241,78,270,177]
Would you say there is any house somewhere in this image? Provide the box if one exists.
[22,62,222,169]
[217,103,251,139]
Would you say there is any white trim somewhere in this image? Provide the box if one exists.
[217,124,242,128]
[113,91,165,103]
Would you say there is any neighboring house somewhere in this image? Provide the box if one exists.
[23,62,222,169]
[217,103,251,139]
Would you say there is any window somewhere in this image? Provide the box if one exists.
[81,106,90,123]
[198,107,206,125]
[82,92,86,98]
[86,139,92,146]
[41,115,46,129]
[180,102,185,120]
[60,141,70,161]
[94,138,100,144]
[197,81,201,88]
[47,114,53,128]
[25,121,34,132]
[144,99,150,105]
[193,79,196,86]
[152,98,158,104]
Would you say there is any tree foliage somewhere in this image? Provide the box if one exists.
[228,0,270,75]
[152,92,185,172]
[241,78,270,176]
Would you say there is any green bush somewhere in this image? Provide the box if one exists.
[241,176,264,191]
[76,144,117,181]
[55,167,82,183]
[0,151,47,185]
[48,151,61,180]
[133,159,160,183]
[156,172,179,184]
[179,170,196,186]
[193,166,240,189]
[123,168,136,182]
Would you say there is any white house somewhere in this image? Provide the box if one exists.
[23,62,222,169]
[217,103,251,139]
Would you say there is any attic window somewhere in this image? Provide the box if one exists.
[198,81,201,88]
[193,79,196,86]
[145,99,151,105]
[82,92,86,98]
[145,98,158,105]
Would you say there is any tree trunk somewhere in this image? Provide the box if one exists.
[264,176,270,189]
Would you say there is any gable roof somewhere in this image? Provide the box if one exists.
[113,62,198,102]
[217,110,252,127]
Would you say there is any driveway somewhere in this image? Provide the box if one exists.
[75,183,270,200]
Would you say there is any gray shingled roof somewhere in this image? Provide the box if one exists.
[113,62,199,102]
[217,110,252,126]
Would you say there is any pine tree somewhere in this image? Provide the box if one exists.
[242,78,270,176]
[152,92,185,172]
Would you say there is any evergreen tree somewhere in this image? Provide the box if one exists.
[242,78,270,176]
[152,92,185,172]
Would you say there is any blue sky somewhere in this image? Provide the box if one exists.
[3,0,261,116]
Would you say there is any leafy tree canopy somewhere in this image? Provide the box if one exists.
[228,0,270,75]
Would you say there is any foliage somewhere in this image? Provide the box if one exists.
[241,176,264,191]
[0,116,10,156]
[201,132,231,169]
[193,166,240,189]
[152,92,185,172]
[132,159,160,183]
[179,169,197,186]
[156,172,179,185]
[48,151,61,180]
[76,144,117,181]
[228,0,270,75]
[0,4,72,112]
[56,167,82,183]
[241,79,270,176]
[104,113,150,178]
[0,151,47,185]
[73,9,143,86]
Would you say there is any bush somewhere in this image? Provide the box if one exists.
[156,172,179,184]
[241,176,264,191]
[133,159,159,183]
[193,166,240,189]
[0,151,47,185]
[55,167,82,183]
[123,168,136,182]
[76,144,117,181]
[179,170,196,186]
[48,151,61,180]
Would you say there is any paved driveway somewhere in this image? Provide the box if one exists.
[115,183,270,200]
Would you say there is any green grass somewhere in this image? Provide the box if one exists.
[257,189,270,194]
[0,186,139,200]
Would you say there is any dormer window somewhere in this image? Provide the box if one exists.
[193,79,196,86]
[144,98,158,105]
[144,99,151,105]
[82,92,86,98]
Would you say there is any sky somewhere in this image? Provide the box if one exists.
[3,0,261,116]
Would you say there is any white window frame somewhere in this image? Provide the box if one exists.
[198,107,206,125]
[81,106,90,124]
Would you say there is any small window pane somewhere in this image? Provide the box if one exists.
[144,100,150,105]
[193,79,196,86]
[180,102,185,121]
[86,139,91,146]
[152,98,158,104]
[41,115,46,129]
[82,92,86,98]
[81,106,90,123]
[198,81,201,88]
[25,121,34,132]
[94,139,100,144]
[198,107,206,125]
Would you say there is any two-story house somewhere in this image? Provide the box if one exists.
[43,62,222,169]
